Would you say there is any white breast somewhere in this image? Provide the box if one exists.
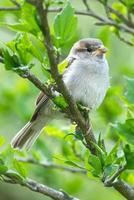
[63,57,109,109]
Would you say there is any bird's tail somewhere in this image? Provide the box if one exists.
[11,121,43,151]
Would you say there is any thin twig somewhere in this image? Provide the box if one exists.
[0,6,20,11]
[0,2,134,42]
[117,34,134,47]
[18,158,87,174]
[10,0,21,7]
[0,0,20,11]
[20,70,54,98]
[82,0,90,11]
[45,8,134,35]
[96,0,134,28]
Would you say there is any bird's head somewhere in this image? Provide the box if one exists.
[69,38,107,61]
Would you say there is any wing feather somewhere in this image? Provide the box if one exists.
[30,56,76,122]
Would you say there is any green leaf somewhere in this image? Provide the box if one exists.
[112,2,127,16]
[124,144,134,169]
[103,164,119,179]
[124,76,134,104]
[53,95,68,109]
[53,2,77,47]
[6,32,45,67]
[0,136,5,147]
[88,154,102,177]
[105,140,120,166]
[0,3,40,36]
[5,170,24,182]
[98,133,107,153]
[115,119,134,145]
[2,49,20,70]
[13,159,27,178]
[65,161,85,169]
[58,59,69,74]
[1,146,14,168]
[0,165,8,174]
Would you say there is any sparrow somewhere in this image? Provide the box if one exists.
[11,38,110,150]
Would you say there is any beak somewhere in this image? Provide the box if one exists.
[93,46,108,56]
[98,46,108,54]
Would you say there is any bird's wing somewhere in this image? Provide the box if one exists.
[30,56,76,122]
[30,93,49,122]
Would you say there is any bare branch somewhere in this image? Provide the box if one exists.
[45,8,134,36]
[25,179,79,200]
[3,174,79,200]
[20,70,54,98]
[117,34,134,47]
[0,6,20,11]
[0,0,20,11]
[18,158,87,174]
[0,0,134,45]
[10,0,20,7]
[113,180,134,200]
[82,0,90,11]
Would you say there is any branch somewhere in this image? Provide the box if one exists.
[20,70,54,98]
[0,6,20,11]
[25,179,79,200]
[2,174,79,200]
[26,0,97,155]
[18,158,87,174]
[44,8,134,36]
[10,0,20,7]
[96,0,134,28]
[117,34,134,47]
[102,165,134,200]
[0,0,134,45]
[0,0,20,11]
[113,180,134,200]
[82,0,90,11]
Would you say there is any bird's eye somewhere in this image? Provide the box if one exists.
[87,47,93,53]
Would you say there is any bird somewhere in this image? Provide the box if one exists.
[11,38,110,150]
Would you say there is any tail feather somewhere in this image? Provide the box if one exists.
[11,122,41,151]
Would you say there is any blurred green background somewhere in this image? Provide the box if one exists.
[0,0,134,200]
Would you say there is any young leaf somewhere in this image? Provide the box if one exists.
[105,140,120,166]
[0,136,5,147]
[0,165,8,174]
[53,2,77,47]
[103,164,119,179]
[124,76,134,104]
[5,170,24,182]
[115,119,134,145]
[0,3,40,36]
[53,95,68,109]
[13,159,27,178]
[58,59,69,74]
[65,160,85,169]
[88,154,102,177]
[2,49,20,70]
[124,144,134,169]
